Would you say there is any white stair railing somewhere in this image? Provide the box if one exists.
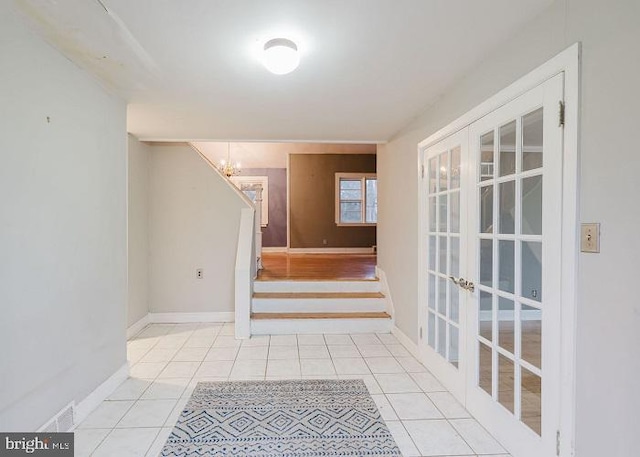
[235,207,256,339]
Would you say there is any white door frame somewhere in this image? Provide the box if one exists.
[417,43,579,456]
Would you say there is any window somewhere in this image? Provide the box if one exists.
[230,176,269,227]
[335,173,377,225]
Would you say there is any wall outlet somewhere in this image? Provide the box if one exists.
[580,223,600,253]
[322,239,328,245]
[196,268,204,279]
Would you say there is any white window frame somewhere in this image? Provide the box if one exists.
[230,175,269,227]
[334,172,377,226]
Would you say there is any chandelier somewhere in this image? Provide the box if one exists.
[217,143,241,178]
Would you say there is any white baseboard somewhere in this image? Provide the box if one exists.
[287,247,375,254]
[149,312,235,323]
[73,363,129,428]
[391,325,421,360]
[126,314,151,339]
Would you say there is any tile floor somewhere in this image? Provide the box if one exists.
[74,323,511,457]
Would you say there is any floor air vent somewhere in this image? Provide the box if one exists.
[38,402,75,433]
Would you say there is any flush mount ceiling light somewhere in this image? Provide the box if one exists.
[262,38,300,75]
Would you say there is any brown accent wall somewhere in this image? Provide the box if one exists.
[290,154,376,248]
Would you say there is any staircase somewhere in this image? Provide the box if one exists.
[250,278,393,334]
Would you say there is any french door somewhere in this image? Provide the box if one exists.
[420,129,469,399]
[420,73,565,457]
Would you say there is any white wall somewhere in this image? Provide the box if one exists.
[0,7,127,430]
[379,1,640,456]
[148,144,250,315]
[128,135,151,326]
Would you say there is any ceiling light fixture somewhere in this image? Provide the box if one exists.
[262,38,300,75]
[217,143,241,178]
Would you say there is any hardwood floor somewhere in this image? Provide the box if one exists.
[257,253,377,281]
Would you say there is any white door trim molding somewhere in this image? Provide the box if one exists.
[417,43,580,457]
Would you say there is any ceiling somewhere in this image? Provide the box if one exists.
[14,0,554,142]
[192,142,376,169]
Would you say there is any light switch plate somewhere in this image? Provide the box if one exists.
[581,223,600,253]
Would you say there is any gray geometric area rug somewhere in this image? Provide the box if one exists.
[160,379,402,456]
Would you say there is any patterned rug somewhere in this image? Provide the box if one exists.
[160,379,401,456]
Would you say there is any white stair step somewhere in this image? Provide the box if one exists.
[251,292,386,313]
[253,279,380,294]
[250,312,392,335]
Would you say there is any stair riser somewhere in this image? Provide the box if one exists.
[251,318,393,335]
[252,298,386,313]
[254,280,380,294]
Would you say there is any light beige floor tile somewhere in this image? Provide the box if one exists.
[403,419,473,456]
[300,359,336,376]
[365,357,404,374]
[116,399,177,428]
[333,357,371,375]
[76,401,134,429]
[449,418,506,454]
[172,347,209,362]
[141,378,190,400]
[73,428,111,457]
[386,393,443,420]
[109,378,153,401]
[92,427,160,457]
[194,361,234,378]
[266,359,301,377]
[358,345,392,358]
[385,421,420,456]
[374,373,422,393]
[371,394,398,421]
[158,361,200,379]
[428,392,471,418]
[299,345,331,359]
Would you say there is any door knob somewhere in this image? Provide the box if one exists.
[449,276,475,293]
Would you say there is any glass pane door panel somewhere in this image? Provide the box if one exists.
[521,305,542,369]
[428,312,436,348]
[480,131,495,181]
[498,297,515,354]
[480,240,493,287]
[450,284,460,323]
[521,241,542,301]
[428,236,437,270]
[521,367,542,435]
[428,274,436,310]
[429,197,437,231]
[438,195,448,232]
[439,236,448,274]
[450,191,460,233]
[450,237,460,277]
[438,277,447,314]
[451,147,461,189]
[499,121,517,176]
[439,152,449,191]
[438,317,447,357]
[498,240,515,293]
[429,156,438,193]
[479,291,493,341]
[522,175,542,235]
[499,181,515,234]
[522,108,543,171]
[449,325,459,367]
[498,354,515,413]
[480,186,494,233]
[479,343,493,395]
